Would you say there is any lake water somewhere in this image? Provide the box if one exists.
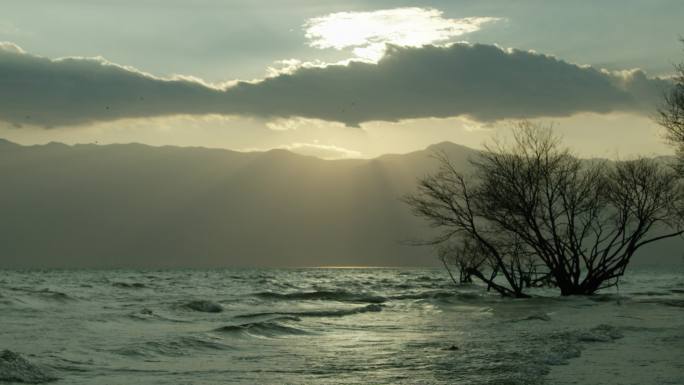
[1,267,683,384]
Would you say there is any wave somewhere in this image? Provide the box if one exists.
[587,294,628,303]
[542,343,583,366]
[114,336,231,358]
[638,298,684,308]
[128,308,189,323]
[0,288,73,305]
[38,289,74,301]
[390,290,481,302]
[13,288,76,303]
[540,324,623,367]
[562,324,623,344]
[631,290,671,297]
[112,282,146,289]
[255,290,387,304]
[181,300,223,313]
[0,350,57,383]
[214,318,310,338]
[0,292,16,306]
[414,275,439,281]
[513,312,552,322]
[663,299,684,307]
[235,303,383,320]
[389,291,452,300]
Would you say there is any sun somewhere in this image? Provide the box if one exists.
[304,7,500,61]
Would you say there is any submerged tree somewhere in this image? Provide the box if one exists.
[658,39,684,176]
[436,240,484,284]
[405,122,683,297]
[436,237,544,297]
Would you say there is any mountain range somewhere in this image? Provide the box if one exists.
[0,138,681,268]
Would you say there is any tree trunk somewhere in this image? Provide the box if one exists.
[467,268,530,298]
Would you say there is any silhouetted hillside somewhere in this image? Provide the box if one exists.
[0,140,680,268]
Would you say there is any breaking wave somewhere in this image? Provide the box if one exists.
[10,288,76,302]
[235,303,383,319]
[214,318,310,338]
[114,336,231,357]
[512,312,552,322]
[255,290,387,304]
[112,282,147,289]
[181,300,223,313]
[127,308,189,323]
[540,324,624,366]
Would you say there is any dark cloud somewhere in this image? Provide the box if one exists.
[0,42,670,128]
[0,45,225,127]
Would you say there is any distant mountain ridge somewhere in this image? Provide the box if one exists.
[0,139,681,268]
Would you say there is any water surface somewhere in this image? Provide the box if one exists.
[1,268,683,384]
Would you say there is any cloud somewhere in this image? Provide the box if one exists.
[264,117,345,131]
[226,43,671,126]
[304,7,500,61]
[0,43,228,128]
[0,42,671,129]
[0,41,23,53]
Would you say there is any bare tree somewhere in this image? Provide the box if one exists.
[436,239,486,284]
[658,39,684,176]
[405,122,684,297]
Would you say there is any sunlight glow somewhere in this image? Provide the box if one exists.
[304,8,499,61]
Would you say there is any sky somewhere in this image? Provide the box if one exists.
[1,0,683,159]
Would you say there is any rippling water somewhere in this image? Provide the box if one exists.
[1,268,683,384]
